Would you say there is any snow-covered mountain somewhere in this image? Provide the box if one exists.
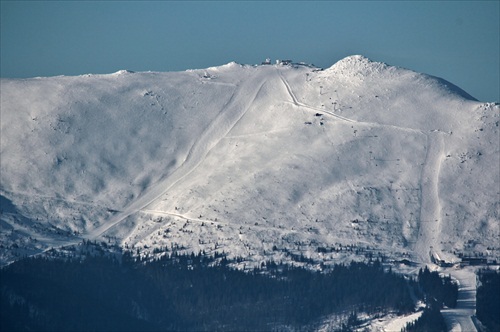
[1,55,498,267]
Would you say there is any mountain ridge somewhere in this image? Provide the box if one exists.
[1,55,498,267]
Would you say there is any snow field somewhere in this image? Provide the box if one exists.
[1,56,498,271]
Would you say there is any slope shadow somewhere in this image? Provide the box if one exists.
[0,195,17,214]
[429,75,478,101]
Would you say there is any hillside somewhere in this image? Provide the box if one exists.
[1,55,498,267]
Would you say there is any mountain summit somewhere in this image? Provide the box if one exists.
[1,56,498,267]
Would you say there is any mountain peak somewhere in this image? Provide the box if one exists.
[323,55,478,101]
[325,55,390,77]
[339,54,373,63]
[112,69,135,75]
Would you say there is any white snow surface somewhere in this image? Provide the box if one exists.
[1,56,499,269]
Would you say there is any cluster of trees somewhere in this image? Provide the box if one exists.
[0,248,460,331]
[476,269,500,331]
[1,255,162,331]
[401,300,447,332]
[401,266,460,332]
[416,266,458,308]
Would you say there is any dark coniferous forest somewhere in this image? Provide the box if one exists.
[416,266,458,308]
[1,244,457,331]
[476,269,500,332]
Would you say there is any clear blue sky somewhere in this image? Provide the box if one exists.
[1,1,499,102]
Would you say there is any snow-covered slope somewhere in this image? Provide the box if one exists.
[1,56,498,266]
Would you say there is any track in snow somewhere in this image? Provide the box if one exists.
[277,69,432,138]
[87,70,270,241]
[414,132,445,263]
[277,70,356,124]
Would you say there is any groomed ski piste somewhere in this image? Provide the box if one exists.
[1,55,499,331]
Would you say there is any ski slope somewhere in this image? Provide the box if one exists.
[88,67,271,240]
[1,56,499,270]
[414,132,446,262]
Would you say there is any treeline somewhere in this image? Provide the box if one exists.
[139,252,416,329]
[476,269,500,331]
[0,249,457,331]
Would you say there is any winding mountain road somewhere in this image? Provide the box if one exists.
[441,268,478,332]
